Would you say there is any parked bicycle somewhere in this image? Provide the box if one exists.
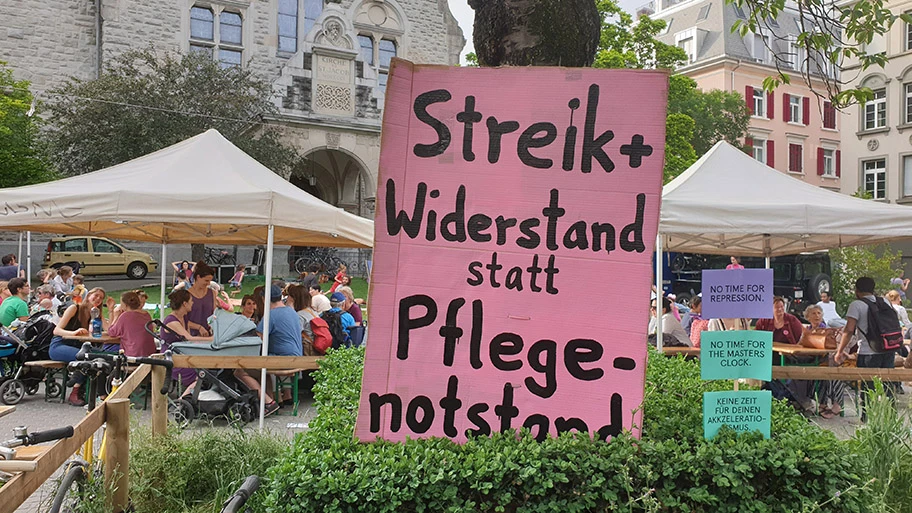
[0,425,74,483]
[290,246,347,275]
[221,475,261,513]
[205,246,237,266]
[49,344,173,513]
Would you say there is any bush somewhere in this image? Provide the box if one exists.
[262,348,868,513]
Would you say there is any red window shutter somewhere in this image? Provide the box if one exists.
[823,101,836,129]
[836,150,841,177]
[745,86,754,114]
[803,97,810,126]
[783,93,791,122]
[767,92,774,119]
[767,140,775,167]
[745,137,753,149]
[817,147,825,175]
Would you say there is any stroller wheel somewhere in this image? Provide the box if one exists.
[45,381,63,399]
[169,399,194,429]
[0,380,25,405]
[25,383,39,396]
[228,400,255,425]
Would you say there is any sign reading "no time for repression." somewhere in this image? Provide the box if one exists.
[354,60,669,443]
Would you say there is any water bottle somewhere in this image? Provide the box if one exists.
[90,307,102,338]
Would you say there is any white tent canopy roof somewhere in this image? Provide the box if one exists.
[659,141,912,257]
[0,129,373,247]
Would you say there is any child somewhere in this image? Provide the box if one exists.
[330,264,347,293]
[72,274,87,304]
[229,264,246,295]
[172,270,192,292]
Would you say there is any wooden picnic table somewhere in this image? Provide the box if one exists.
[658,346,700,357]
[68,334,121,344]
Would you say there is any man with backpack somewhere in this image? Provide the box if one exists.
[321,292,357,349]
[835,277,903,419]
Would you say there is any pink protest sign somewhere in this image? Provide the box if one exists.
[355,60,668,443]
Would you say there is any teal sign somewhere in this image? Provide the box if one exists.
[700,330,772,381]
[703,390,771,439]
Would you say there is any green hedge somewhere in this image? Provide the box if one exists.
[262,348,866,513]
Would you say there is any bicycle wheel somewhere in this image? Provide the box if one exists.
[220,253,236,266]
[49,461,87,513]
[294,257,309,274]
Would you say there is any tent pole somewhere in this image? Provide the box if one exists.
[765,257,770,269]
[26,232,31,283]
[160,244,167,317]
[258,225,275,431]
[16,233,22,278]
[656,234,663,352]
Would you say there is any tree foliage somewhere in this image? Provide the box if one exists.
[592,3,749,182]
[830,245,900,316]
[0,61,55,188]
[43,49,299,177]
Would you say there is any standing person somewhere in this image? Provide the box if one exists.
[891,269,910,301]
[329,264,347,293]
[0,254,24,280]
[0,278,30,327]
[309,284,331,314]
[229,264,246,293]
[185,261,218,337]
[755,297,804,345]
[816,291,847,328]
[51,287,111,406]
[835,277,898,421]
[107,291,156,357]
[725,256,745,270]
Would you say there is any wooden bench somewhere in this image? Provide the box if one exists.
[22,361,68,402]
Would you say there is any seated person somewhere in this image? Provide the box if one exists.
[816,291,846,328]
[159,290,213,393]
[680,296,702,336]
[71,274,87,304]
[51,287,111,406]
[0,281,9,306]
[30,284,62,319]
[335,286,363,325]
[107,291,156,357]
[172,270,192,292]
[0,254,24,280]
[327,292,357,338]
[647,296,690,347]
[0,278,30,327]
[755,296,804,344]
[309,284,331,314]
[238,294,259,323]
[234,285,301,415]
[52,266,75,296]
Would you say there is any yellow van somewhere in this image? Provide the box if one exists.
[42,237,159,279]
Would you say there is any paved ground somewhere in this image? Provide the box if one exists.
[5,381,316,512]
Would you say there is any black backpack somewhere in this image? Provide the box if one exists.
[320,310,350,349]
[858,297,904,353]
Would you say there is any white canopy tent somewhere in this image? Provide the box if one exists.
[0,129,374,427]
[654,140,912,349]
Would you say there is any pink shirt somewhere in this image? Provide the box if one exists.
[107,310,157,357]
[726,264,744,270]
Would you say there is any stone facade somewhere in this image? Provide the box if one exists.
[1,0,465,216]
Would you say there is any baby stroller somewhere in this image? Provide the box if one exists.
[147,310,262,426]
[0,311,56,404]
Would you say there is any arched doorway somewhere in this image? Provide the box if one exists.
[290,149,372,216]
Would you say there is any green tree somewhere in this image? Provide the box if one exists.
[593,0,687,69]
[664,113,698,183]
[0,62,55,188]
[667,75,750,156]
[830,245,900,315]
[44,49,299,178]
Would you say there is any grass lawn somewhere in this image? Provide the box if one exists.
[106,276,369,319]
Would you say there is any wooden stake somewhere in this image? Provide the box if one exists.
[104,399,130,513]
[151,364,167,438]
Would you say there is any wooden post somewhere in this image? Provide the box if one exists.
[151,364,167,438]
[104,398,130,513]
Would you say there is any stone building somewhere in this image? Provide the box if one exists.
[645,0,843,191]
[1,0,465,219]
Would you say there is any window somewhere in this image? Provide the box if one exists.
[788,143,803,173]
[190,6,214,41]
[788,39,805,70]
[378,39,396,91]
[189,5,244,68]
[304,0,323,36]
[904,156,912,196]
[753,88,766,117]
[696,4,710,21]
[92,239,122,254]
[56,239,88,253]
[863,159,886,199]
[821,149,835,176]
[677,37,694,63]
[789,95,801,124]
[659,18,672,35]
[864,89,887,130]
[751,137,767,164]
[907,14,912,51]
[733,4,747,18]
[906,84,912,124]
[358,35,374,65]
[752,33,769,63]
[278,0,298,53]
[823,101,837,129]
